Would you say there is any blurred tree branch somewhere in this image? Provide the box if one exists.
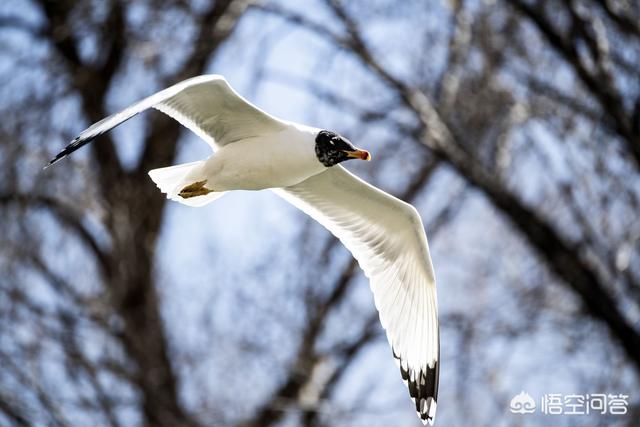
[0,193,109,275]
[259,0,640,374]
[332,0,640,371]
[594,0,640,37]
[6,1,255,426]
[509,0,640,168]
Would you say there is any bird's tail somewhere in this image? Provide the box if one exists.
[148,160,225,207]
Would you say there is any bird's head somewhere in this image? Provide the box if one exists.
[315,130,371,167]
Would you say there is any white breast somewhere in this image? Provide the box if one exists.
[203,125,327,191]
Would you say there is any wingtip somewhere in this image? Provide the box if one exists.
[418,398,437,425]
[44,135,83,169]
[43,154,64,169]
[395,353,438,426]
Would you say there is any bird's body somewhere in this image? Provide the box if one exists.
[195,124,324,192]
[47,75,440,425]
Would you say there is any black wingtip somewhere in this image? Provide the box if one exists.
[394,347,439,425]
[418,397,437,425]
[407,361,439,424]
[43,150,68,169]
[43,136,86,169]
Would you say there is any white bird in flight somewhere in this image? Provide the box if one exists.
[47,75,439,425]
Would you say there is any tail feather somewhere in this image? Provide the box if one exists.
[148,160,225,207]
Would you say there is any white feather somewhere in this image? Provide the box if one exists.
[273,166,439,374]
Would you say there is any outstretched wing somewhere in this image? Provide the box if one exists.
[273,166,439,425]
[46,75,287,167]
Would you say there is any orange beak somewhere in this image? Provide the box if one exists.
[345,149,372,161]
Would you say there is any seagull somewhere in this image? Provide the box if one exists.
[46,75,439,425]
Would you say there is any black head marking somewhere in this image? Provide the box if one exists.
[314,130,360,167]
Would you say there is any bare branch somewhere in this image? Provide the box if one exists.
[0,15,44,37]
[0,193,109,277]
[319,0,640,372]
[594,0,640,38]
[509,0,640,167]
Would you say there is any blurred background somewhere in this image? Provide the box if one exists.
[1,0,639,426]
